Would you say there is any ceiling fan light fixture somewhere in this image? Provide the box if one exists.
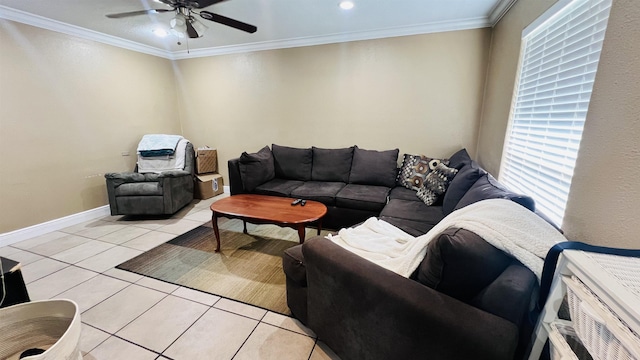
[339,1,355,10]
[191,18,209,37]
[152,28,169,37]
[170,14,187,38]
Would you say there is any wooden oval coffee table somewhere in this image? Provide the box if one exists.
[209,194,328,252]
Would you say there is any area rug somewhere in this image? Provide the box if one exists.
[116,220,309,315]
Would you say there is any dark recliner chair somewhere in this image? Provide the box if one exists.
[105,142,195,215]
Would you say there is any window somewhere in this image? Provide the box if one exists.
[499,0,612,227]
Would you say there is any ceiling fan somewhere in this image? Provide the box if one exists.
[106,0,257,39]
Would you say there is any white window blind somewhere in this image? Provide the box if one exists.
[499,0,612,227]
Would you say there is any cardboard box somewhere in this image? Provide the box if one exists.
[195,174,224,199]
[196,148,218,174]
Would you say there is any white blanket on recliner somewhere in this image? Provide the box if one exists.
[137,139,189,174]
[326,198,567,281]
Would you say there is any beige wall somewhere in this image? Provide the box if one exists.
[0,24,490,234]
[0,21,180,233]
[562,0,640,248]
[476,0,640,248]
[176,30,491,181]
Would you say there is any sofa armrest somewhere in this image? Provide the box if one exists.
[227,157,246,195]
[157,170,191,178]
[105,172,145,182]
[303,237,520,360]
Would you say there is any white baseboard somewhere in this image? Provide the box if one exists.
[0,188,231,248]
[0,205,111,247]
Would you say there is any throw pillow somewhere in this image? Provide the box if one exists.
[397,154,444,190]
[271,144,313,181]
[238,146,275,192]
[416,162,459,206]
[349,147,399,188]
[447,148,472,169]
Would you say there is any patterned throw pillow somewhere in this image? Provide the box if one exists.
[397,154,447,190]
[416,162,459,205]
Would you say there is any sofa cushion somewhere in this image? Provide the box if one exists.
[455,174,535,212]
[115,182,163,196]
[379,199,444,225]
[396,154,446,190]
[239,146,275,192]
[349,146,399,188]
[415,227,513,303]
[442,162,487,216]
[290,181,346,206]
[470,263,537,328]
[254,178,304,197]
[311,146,354,183]
[335,184,390,212]
[416,162,458,205]
[272,144,313,181]
[448,148,472,169]
[388,187,421,202]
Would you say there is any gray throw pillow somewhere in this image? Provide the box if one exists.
[416,162,459,206]
[349,147,399,188]
[447,148,472,169]
[239,146,275,192]
[272,144,313,181]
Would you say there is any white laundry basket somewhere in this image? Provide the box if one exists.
[0,299,81,360]
[564,276,640,360]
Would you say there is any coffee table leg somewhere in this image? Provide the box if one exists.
[297,225,306,244]
[317,220,322,235]
[243,220,248,234]
[211,212,221,252]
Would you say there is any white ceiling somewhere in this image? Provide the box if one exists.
[0,0,516,59]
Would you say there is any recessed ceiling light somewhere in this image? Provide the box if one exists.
[152,28,169,37]
[339,1,354,10]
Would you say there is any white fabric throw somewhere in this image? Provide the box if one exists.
[137,139,189,174]
[326,198,567,281]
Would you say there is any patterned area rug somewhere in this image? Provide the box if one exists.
[117,219,314,315]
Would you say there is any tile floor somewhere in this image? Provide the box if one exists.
[0,194,341,360]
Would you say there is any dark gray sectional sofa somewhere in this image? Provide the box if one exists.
[229,144,406,230]
[228,144,544,360]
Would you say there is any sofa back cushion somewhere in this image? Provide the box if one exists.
[415,227,513,302]
[454,174,535,212]
[311,146,354,182]
[239,146,275,192]
[442,161,487,216]
[272,144,313,181]
[349,146,399,188]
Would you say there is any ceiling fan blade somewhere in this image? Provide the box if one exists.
[193,0,228,9]
[199,11,257,33]
[185,19,199,38]
[106,9,172,19]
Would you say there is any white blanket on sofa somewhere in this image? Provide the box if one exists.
[326,198,567,281]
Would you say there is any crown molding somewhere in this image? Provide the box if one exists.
[169,17,491,59]
[488,0,519,25]
[1,4,492,60]
[0,6,173,59]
